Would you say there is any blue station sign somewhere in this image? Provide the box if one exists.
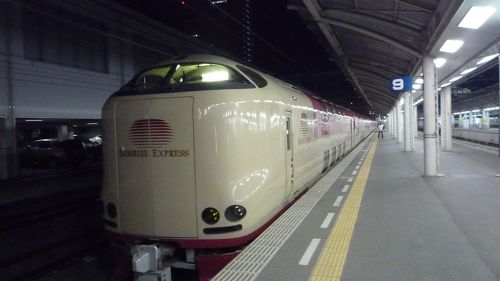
[391,76,413,93]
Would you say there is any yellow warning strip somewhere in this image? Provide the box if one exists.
[309,136,378,281]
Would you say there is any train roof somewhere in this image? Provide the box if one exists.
[155,54,244,69]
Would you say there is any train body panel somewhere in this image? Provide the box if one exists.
[100,54,376,280]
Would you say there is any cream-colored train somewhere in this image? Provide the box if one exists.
[101,54,375,281]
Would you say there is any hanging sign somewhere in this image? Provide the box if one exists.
[391,76,413,93]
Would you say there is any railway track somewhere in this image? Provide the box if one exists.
[0,188,105,281]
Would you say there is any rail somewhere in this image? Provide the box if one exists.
[0,188,104,281]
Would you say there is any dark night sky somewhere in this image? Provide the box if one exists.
[113,0,369,114]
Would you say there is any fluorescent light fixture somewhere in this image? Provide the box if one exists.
[461,111,471,114]
[413,98,424,106]
[477,53,499,65]
[26,119,43,122]
[441,82,452,87]
[434,58,447,68]
[437,87,442,91]
[449,76,463,82]
[87,122,98,125]
[460,67,477,75]
[453,112,460,115]
[471,109,481,113]
[414,78,424,84]
[412,84,422,90]
[458,6,496,29]
[484,106,500,111]
[439,40,464,53]
[411,90,416,93]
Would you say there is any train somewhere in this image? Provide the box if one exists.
[100,54,376,281]
[452,128,499,146]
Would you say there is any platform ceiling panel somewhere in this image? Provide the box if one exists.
[289,0,463,114]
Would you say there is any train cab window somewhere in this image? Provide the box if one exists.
[126,63,253,93]
[236,65,268,88]
[135,66,172,90]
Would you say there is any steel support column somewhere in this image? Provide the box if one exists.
[423,56,438,176]
[440,86,452,151]
[404,92,412,151]
[397,99,404,143]
[414,105,418,137]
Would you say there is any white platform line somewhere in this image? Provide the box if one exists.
[342,184,350,192]
[352,170,358,175]
[320,213,335,229]
[333,196,344,207]
[347,177,353,182]
[299,239,321,265]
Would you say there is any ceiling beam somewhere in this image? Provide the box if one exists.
[321,9,422,37]
[320,17,422,57]
[350,63,401,78]
[301,0,375,111]
[359,82,398,102]
[408,0,464,75]
[398,0,434,13]
[348,56,407,74]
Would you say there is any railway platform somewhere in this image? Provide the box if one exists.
[214,133,500,281]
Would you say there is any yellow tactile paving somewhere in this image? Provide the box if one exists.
[309,136,378,281]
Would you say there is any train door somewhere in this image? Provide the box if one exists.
[285,111,294,202]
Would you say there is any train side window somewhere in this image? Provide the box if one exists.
[236,65,268,88]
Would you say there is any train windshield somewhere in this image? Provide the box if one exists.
[122,63,254,93]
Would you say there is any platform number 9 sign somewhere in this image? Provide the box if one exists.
[391,76,413,93]
[392,78,404,91]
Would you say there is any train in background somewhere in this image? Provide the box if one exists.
[100,54,376,281]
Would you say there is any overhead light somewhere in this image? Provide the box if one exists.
[458,6,496,29]
[484,106,500,111]
[414,78,424,84]
[413,98,423,106]
[441,82,452,87]
[434,58,447,68]
[471,109,481,113]
[412,84,422,90]
[439,40,464,53]
[26,119,43,122]
[411,89,416,93]
[437,87,442,91]
[87,122,98,125]
[449,76,463,82]
[477,53,499,65]
[460,67,477,75]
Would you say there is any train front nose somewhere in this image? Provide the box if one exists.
[113,97,197,238]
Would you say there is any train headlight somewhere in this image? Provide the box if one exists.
[202,207,220,225]
[225,205,247,221]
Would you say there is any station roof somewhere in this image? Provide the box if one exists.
[289,0,500,115]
